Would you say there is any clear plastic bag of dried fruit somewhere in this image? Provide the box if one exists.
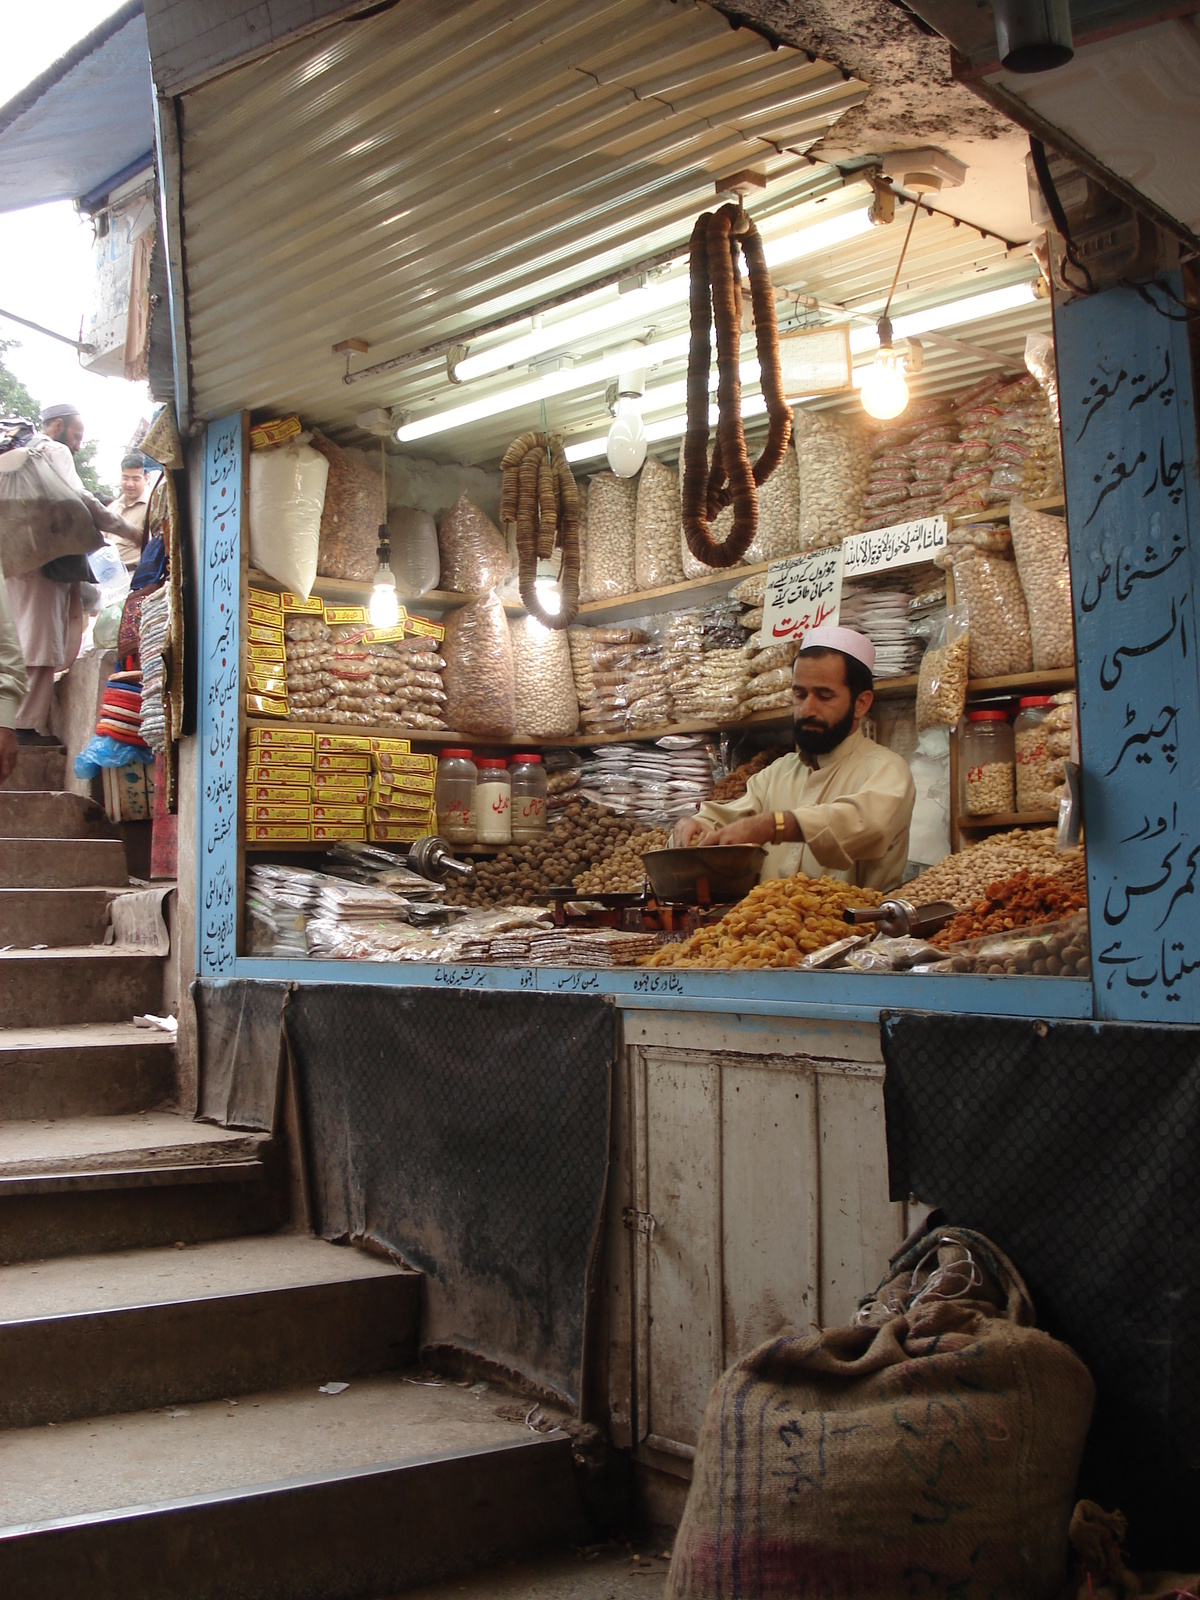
[441,590,515,737]
[945,912,1089,978]
[915,605,970,732]
[1008,500,1074,670]
[436,495,512,595]
[937,544,1033,677]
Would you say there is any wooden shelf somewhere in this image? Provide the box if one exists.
[247,569,525,615]
[958,810,1058,829]
[967,668,1074,696]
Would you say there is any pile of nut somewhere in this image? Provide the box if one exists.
[572,827,668,895]
[904,829,1078,908]
[641,875,883,968]
[710,745,790,804]
[947,913,1090,977]
[931,853,1088,949]
[445,801,645,908]
[915,630,969,731]
[965,761,1015,816]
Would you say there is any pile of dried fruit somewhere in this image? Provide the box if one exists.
[573,828,668,895]
[446,802,642,909]
[904,830,1078,908]
[709,745,789,804]
[641,875,882,969]
[931,854,1088,949]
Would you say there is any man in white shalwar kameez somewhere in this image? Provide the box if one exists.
[5,405,136,739]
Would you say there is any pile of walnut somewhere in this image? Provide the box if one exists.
[709,745,789,804]
[445,802,644,909]
[573,828,668,895]
[641,875,882,969]
[932,854,1088,949]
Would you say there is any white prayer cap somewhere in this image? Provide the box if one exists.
[799,625,876,673]
[41,403,81,422]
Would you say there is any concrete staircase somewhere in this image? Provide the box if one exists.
[0,751,586,1597]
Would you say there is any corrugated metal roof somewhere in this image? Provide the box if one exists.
[180,0,868,428]
[178,0,1049,467]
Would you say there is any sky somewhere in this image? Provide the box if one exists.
[0,3,155,489]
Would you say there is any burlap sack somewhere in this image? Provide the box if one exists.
[667,1229,1094,1600]
[0,445,100,577]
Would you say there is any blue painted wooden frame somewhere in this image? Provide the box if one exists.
[1056,276,1200,1022]
[196,412,242,977]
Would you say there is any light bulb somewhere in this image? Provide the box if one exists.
[369,561,400,629]
[607,395,647,477]
[860,341,909,422]
[533,575,561,617]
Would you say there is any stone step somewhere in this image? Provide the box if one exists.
[0,1023,176,1119]
[0,836,127,889]
[0,947,162,1027]
[0,887,129,948]
[0,1112,285,1262]
[0,1376,586,1600]
[0,743,65,793]
[0,1235,422,1427]
[0,790,117,840]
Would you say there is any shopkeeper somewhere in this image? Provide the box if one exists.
[673,627,915,892]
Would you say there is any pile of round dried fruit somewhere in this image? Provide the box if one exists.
[931,855,1088,949]
[573,828,668,895]
[446,801,643,909]
[640,874,882,969]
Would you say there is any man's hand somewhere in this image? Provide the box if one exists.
[0,728,18,786]
[704,812,777,848]
[672,815,715,848]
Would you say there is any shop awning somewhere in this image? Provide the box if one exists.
[0,1,154,213]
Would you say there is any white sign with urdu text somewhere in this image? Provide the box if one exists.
[760,545,843,644]
[842,515,947,578]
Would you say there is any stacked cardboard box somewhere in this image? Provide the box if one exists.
[368,738,437,843]
[245,588,288,717]
[245,728,375,843]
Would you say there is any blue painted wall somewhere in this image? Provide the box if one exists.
[196,413,242,977]
[1056,276,1200,1021]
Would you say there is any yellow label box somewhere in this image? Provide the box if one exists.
[247,822,311,842]
[251,802,311,822]
[370,821,433,843]
[245,784,313,804]
[315,733,374,754]
[247,604,285,629]
[312,822,368,842]
[246,622,285,647]
[245,743,313,765]
[245,672,288,696]
[249,727,315,749]
[246,693,289,718]
[367,736,412,756]
[280,591,323,614]
[323,605,368,626]
[247,766,315,787]
[362,621,408,643]
[310,804,368,824]
[371,801,435,822]
[315,753,371,773]
[247,587,283,611]
[247,642,286,664]
[406,616,446,642]
[371,771,436,797]
[250,415,301,450]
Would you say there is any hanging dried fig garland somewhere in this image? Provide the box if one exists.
[681,203,792,569]
[500,430,580,628]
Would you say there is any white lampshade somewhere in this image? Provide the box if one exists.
[606,398,647,477]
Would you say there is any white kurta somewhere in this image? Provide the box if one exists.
[5,437,84,671]
[695,727,916,892]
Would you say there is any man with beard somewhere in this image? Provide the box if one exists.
[671,627,915,891]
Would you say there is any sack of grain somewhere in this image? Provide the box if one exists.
[668,1228,1093,1600]
[511,613,579,738]
[310,431,385,581]
[436,495,512,595]
[441,590,515,737]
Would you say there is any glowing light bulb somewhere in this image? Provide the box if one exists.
[860,319,910,421]
[607,393,647,477]
[369,560,400,629]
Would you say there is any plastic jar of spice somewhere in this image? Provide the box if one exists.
[475,758,512,844]
[1014,696,1059,813]
[509,753,547,841]
[960,709,1015,816]
[434,748,477,844]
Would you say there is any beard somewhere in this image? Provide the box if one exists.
[794,701,856,756]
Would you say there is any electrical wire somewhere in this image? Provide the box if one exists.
[883,197,921,321]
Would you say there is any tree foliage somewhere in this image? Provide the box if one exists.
[0,339,114,499]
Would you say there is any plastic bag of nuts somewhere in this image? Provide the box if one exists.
[310,431,385,581]
[510,613,579,738]
[946,913,1090,978]
[436,495,512,595]
[586,472,638,597]
[916,607,970,732]
[1009,500,1074,670]
[938,544,1033,677]
[634,456,684,590]
[441,590,515,737]
[794,408,870,552]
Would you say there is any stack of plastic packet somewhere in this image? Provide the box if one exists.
[575,736,716,823]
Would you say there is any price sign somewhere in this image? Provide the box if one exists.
[759,545,843,644]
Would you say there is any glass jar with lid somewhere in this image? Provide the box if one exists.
[434,748,477,844]
[509,753,548,841]
[475,758,512,844]
[960,709,1015,816]
[1014,696,1060,813]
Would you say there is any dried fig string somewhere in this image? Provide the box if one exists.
[682,204,792,569]
[499,429,580,628]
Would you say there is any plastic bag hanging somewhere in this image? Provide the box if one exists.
[681,204,792,569]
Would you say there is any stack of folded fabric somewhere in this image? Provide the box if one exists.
[138,589,170,752]
[95,670,152,752]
